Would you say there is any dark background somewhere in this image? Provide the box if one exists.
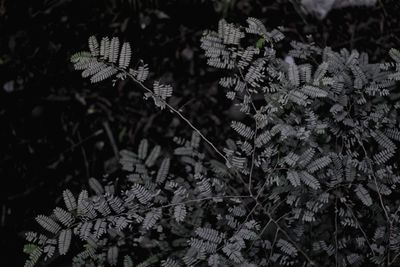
[0,0,398,265]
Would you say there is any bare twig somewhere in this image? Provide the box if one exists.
[257,200,316,266]
[378,0,388,17]
[359,142,391,262]
[77,131,90,178]
[122,68,230,165]
[335,197,338,267]
[343,201,376,256]
[237,67,258,196]
[102,120,120,160]
[267,228,279,267]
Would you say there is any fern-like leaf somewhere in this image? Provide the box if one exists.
[138,139,149,160]
[124,255,134,267]
[231,121,254,140]
[145,145,161,167]
[131,64,149,82]
[156,158,170,184]
[222,244,244,263]
[218,19,244,45]
[58,229,72,255]
[78,221,93,240]
[107,246,119,266]
[277,239,298,257]
[385,128,400,141]
[299,171,321,190]
[288,63,300,87]
[100,37,110,60]
[24,247,43,267]
[174,204,187,223]
[288,90,308,106]
[88,36,99,57]
[195,227,223,244]
[389,48,400,63]
[143,208,162,230]
[119,42,132,69]
[161,258,181,267]
[355,184,373,206]
[301,85,328,98]
[63,189,77,211]
[313,62,328,85]
[287,171,301,187]
[109,37,120,64]
[88,177,104,195]
[371,130,397,150]
[78,197,96,219]
[35,215,61,234]
[53,207,74,227]
[246,17,268,37]
[306,156,331,173]
[130,184,153,204]
[150,81,173,109]
[374,149,395,165]
[90,66,118,83]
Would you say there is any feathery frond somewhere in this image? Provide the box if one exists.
[355,184,373,206]
[58,229,72,255]
[119,42,132,69]
[35,215,61,234]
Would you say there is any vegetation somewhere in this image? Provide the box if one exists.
[1,0,400,266]
[24,17,400,266]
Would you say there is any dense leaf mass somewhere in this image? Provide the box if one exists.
[24,18,400,267]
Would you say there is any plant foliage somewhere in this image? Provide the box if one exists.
[24,18,400,266]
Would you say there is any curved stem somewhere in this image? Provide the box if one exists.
[127,72,230,164]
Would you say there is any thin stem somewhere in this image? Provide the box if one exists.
[391,205,400,225]
[255,155,281,201]
[234,202,259,235]
[145,194,252,211]
[267,228,279,267]
[335,197,338,267]
[359,141,391,262]
[116,65,231,165]
[390,252,400,266]
[116,64,254,195]
[77,131,90,179]
[237,67,258,196]
[257,199,316,266]
[248,124,257,196]
[102,120,120,160]
[343,201,376,256]
[133,73,229,163]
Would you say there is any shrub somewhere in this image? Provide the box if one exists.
[24,18,400,266]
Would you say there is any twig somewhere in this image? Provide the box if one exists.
[289,0,309,26]
[255,155,282,201]
[67,129,104,153]
[267,228,279,267]
[237,67,258,196]
[378,0,388,17]
[343,201,376,256]
[335,197,338,267]
[390,252,400,266]
[234,202,259,235]
[359,142,391,262]
[102,120,120,160]
[47,129,104,168]
[122,68,231,165]
[77,131,90,178]
[257,200,316,266]
[390,205,400,225]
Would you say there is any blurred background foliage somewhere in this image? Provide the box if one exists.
[0,0,399,265]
